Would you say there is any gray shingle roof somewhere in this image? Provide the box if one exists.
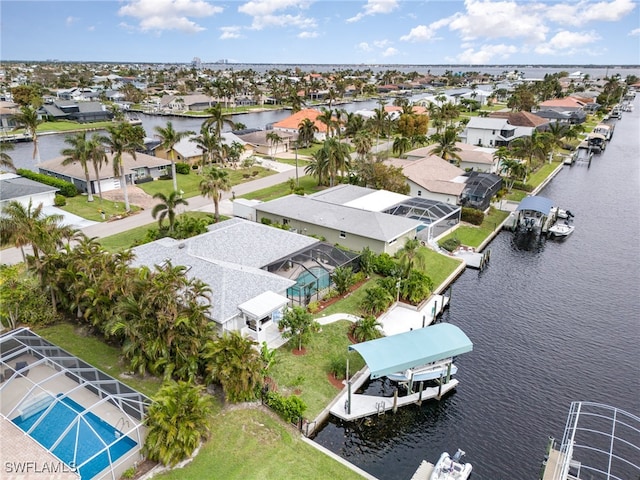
[256,195,421,241]
[0,174,58,201]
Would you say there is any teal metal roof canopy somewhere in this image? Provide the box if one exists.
[516,196,554,215]
[348,323,473,379]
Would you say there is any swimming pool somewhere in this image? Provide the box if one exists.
[13,394,137,479]
[287,266,331,298]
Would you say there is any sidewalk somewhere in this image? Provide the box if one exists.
[0,163,306,266]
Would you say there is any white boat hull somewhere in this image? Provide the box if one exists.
[387,362,457,383]
[548,223,575,237]
[430,450,473,480]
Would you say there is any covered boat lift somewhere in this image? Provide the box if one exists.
[515,195,555,233]
[330,324,473,421]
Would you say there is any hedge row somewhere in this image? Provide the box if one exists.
[17,169,78,197]
[263,391,307,423]
[461,207,484,225]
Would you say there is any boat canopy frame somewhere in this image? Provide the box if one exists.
[348,323,473,379]
[516,196,554,216]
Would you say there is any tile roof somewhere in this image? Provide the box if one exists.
[272,108,328,132]
[386,155,466,196]
[539,97,585,108]
[488,111,549,128]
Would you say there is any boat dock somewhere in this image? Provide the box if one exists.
[410,460,435,479]
[378,293,450,336]
[452,247,491,270]
[329,366,459,422]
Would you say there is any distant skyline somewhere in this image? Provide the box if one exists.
[2,0,639,66]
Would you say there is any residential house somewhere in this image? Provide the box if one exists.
[253,190,423,255]
[271,108,331,142]
[154,136,203,167]
[0,173,58,211]
[459,172,503,211]
[38,100,112,123]
[159,94,215,112]
[385,154,467,204]
[0,101,20,132]
[130,218,358,344]
[488,111,550,132]
[406,143,500,173]
[235,129,293,156]
[535,97,587,124]
[37,151,171,195]
[461,117,524,147]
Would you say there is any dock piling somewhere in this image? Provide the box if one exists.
[393,389,398,414]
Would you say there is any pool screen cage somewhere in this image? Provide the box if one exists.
[383,198,461,240]
[0,328,151,480]
[264,243,360,306]
[460,172,502,211]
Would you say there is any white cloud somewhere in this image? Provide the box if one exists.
[400,25,436,42]
[238,0,316,31]
[535,30,600,55]
[66,16,78,27]
[357,42,372,52]
[220,26,243,40]
[238,0,306,17]
[454,43,519,64]
[247,14,316,30]
[118,0,222,33]
[381,47,399,57]
[373,39,390,48]
[630,28,640,36]
[546,0,636,26]
[448,0,547,44]
[347,0,399,23]
[87,26,95,32]
[298,31,318,39]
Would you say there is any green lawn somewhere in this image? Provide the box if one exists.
[156,408,363,480]
[241,175,324,202]
[60,195,139,222]
[439,208,510,248]
[269,321,365,419]
[34,322,162,397]
[528,160,562,188]
[419,247,465,287]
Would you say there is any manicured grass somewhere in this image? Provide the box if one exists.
[136,166,275,199]
[269,321,365,418]
[528,160,562,187]
[98,212,219,252]
[35,120,115,134]
[313,276,380,318]
[34,322,162,397]
[419,247,464,288]
[156,408,363,480]
[440,208,510,249]
[60,195,139,221]
[241,175,324,202]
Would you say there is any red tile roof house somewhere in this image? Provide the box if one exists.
[537,97,586,113]
[272,108,334,141]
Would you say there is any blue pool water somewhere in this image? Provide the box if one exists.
[287,266,331,297]
[13,395,137,480]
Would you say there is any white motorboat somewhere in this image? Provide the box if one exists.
[430,449,472,480]
[550,207,574,220]
[387,360,457,383]
[548,222,575,237]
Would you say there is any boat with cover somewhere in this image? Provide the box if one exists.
[387,359,457,383]
[430,449,472,480]
[548,222,575,237]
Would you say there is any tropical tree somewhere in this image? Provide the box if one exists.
[154,121,194,192]
[317,108,335,138]
[0,142,15,172]
[360,285,393,316]
[203,331,263,402]
[280,305,319,352]
[320,137,350,187]
[14,104,42,162]
[151,191,189,233]
[353,130,373,161]
[102,122,145,212]
[392,136,412,157]
[87,134,108,202]
[351,315,383,343]
[199,165,231,222]
[203,103,235,137]
[266,131,283,160]
[430,126,462,165]
[400,269,433,304]
[298,118,318,148]
[61,131,95,202]
[396,238,430,276]
[144,381,213,467]
[191,123,220,171]
[305,149,329,186]
[510,131,552,173]
[331,266,355,295]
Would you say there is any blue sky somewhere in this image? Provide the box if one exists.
[2,0,639,65]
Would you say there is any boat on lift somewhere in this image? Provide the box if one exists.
[430,449,473,480]
[387,359,457,383]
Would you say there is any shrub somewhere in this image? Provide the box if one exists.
[53,194,66,206]
[439,238,461,252]
[17,169,78,197]
[260,217,272,225]
[373,253,401,277]
[352,271,366,284]
[513,181,533,192]
[461,207,484,225]
[159,174,172,181]
[175,162,190,175]
[134,176,153,184]
[307,301,321,314]
[329,356,347,380]
[264,391,307,423]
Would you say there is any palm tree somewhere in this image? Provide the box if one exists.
[191,123,220,171]
[392,136,412,157]
[321,137,350,187]
[102,122,145,212]
[144,381,213,466]
[154,121,194,192]
[14,104,42,162]
[151,191,189,233]
[203,103,234,137]
[199,166,231,222]
[396,238,429,276]
[360,285,393,316]
[298,118,318,148]
[87,134,108,202]
[61,132,95,202]
[331,266,355,295]
[317,108,335,138]
[353,130,373,161]
[430,126,462,165]
[266,131,283,160]
[351,315,383,342]
[305,149,329,186]
[0,142,16,172]
[203,331,263,402]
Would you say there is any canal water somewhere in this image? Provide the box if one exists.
[312,97,640,479]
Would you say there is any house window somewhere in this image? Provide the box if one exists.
[489,140,494,146]
[492,130,496,135]
[417,190,422,196]
[339,231,346,239]
[282,218,289,225]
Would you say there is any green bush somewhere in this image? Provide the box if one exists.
[260,217,272,225]
[54,194,66,206]
[175,162,190,175]
[439,238,461,252]
[328,356,347,380]
[17,169,78,197]
[373,253,401,277]
[307,301,321,314]
[461,207,484,225]
[264,391,307,423]
[513,181,533,192]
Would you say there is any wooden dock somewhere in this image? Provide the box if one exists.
[410,460,435,479]
[329,367,459,422]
